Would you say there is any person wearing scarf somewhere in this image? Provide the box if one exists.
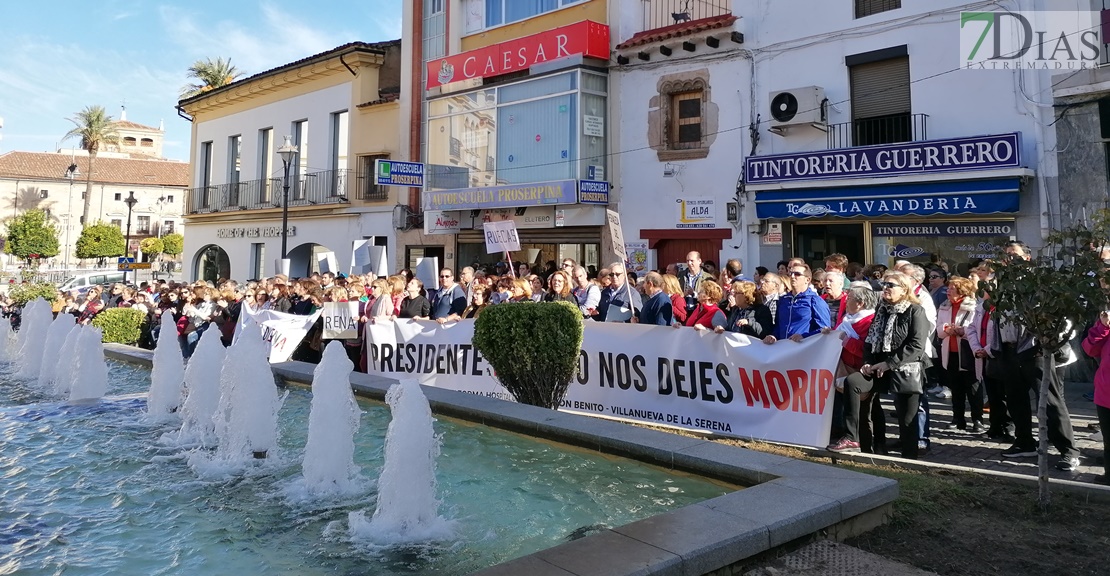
[828,272,930,459]
[715,280,772,339]
[676,279,726,331]
[965,292,1013,441]
[822,284,878,451]
[935,276,984,432]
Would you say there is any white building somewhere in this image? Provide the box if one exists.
[612,0,1083,273]
[178,41,403,282]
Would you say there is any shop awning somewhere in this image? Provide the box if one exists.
[754,177,1021,220]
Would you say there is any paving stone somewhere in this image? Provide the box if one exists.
[469,555,577,576]
[534,529,683,576]
[700,483,841,547]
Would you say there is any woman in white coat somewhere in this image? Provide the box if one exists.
[935,276,984,432]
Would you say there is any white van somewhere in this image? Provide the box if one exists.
[57,271,127,295]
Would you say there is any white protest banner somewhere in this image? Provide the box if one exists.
[483,220,520,253]
[365,320,842,447]
[322,302,360,339]
[368,245,389,277]
[601,209,627,262]
[351,239,371,275]
[317,251,339,274]
[238,305,322,363]
[415,257,439,291]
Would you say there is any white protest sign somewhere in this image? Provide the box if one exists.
[237,305,321,363]
[322,301,360,339]
[365,320,843,447]
[601,209,627,263]
[483,220,520,254]
[351,239,371,274]
[275,258,290,277]
[368,245,389,277]
[317,251,339,274]
[415,257,439,291]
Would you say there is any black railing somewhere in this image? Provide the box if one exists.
[450,137,462,158]
[826,113,928,149]
[355,169,388,201]
[185,169,353,214]
[643,0,731,32]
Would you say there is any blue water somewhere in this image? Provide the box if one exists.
[0,360,732,575]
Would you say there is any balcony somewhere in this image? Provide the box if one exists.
[617,0,738,55]
[449,137,462,159]
[826,113,929,149]
[185,169,353,215]
[642,0,731,33]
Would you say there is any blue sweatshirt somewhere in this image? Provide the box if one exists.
[773,287,831,340]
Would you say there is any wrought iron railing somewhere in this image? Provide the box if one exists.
[450,137,462,159]
[826,113,929,149]
[185,169,354,214]
[355,169,389,201]
[642,0,731,33]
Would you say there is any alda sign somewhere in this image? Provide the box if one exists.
[427,20,610,89]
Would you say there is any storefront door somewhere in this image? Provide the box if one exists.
[656,239,720,273]
[794,223,865,269]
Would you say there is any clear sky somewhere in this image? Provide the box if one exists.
[0,0,402,162]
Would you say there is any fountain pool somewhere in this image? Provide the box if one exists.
[0,359,733,576]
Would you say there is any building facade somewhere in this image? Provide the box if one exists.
[401,0,615,275]
[178,41,403,282]
[0,150,187,269]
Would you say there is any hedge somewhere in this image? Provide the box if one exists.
[91,308,147,345]
[472,301,583,408]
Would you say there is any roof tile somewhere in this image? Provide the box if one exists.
[0,152,189,187]
[616,14,738,50]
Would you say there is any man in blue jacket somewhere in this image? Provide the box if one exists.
[762,264,830,344]
[637,272,672,326]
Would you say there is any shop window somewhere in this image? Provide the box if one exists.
[480,0,584,30]
[651,71,716,161]
[848,48,911,146]
[855,0,900,18]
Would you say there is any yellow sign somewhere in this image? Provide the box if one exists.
[118,262,152,271]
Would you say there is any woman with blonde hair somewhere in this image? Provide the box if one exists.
[661,273,688,325]
[387,275,407,317]
[510,277,533,303]
[368,278,394,320]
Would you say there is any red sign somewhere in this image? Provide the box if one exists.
[427,20,610,89]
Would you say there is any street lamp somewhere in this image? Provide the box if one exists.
[123,190,137,285]
[276,135,298,276]
[63,163,79,272]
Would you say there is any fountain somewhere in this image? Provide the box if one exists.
[53,324,83,397]
[146,312,185,422]
[68,326,108,402]
[209,323,285,465]
[301,341,362,496]
[15,298,52,379]
[349,379,454,544]
[0,316,15,362]
[174,327,226,447]
[37,313,76,391]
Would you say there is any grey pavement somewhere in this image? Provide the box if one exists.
[744,541,937,576]
[869,379,1104,484]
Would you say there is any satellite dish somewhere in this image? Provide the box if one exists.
[770,92,799,123]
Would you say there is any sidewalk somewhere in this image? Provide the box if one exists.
[847,380,1104,484]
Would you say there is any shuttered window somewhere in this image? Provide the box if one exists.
[670,90,703,150]
[850,56,910,120]
[855,0,900,18]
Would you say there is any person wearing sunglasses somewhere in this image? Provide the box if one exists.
[595,262,642,323]
[432,268,467,323]
[829,272,930,459]
[762,264,830,345]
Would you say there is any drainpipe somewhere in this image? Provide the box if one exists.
[409,0,423,215]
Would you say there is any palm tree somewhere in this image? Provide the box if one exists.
[180,57,243,99]
[63,105,119,230]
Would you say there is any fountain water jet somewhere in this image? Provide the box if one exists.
[38,313,76,392]
[349,379,454,544]
[0,316,15,362]
[53,325,83,396]
[301,341,361,496]
[147,312,186,422]
[209,323,284,466]
[15,298,52,379]
[68,326,108,402]
[174,327,226,447]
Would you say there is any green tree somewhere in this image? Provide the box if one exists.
[4,209,60,264]
[473,301,584,408]
[180,57,243,98]
[987,211,1110,510]
[140,237,164,258]
[75,221,125,264]
[161,232,184,256]
[63,105,119,229]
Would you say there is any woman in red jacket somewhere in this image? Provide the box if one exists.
[661,273,688,325]
[677,280,726,331]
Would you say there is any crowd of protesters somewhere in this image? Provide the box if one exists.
[25,240,1106,486]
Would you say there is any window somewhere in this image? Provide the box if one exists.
[259,128,273,201]
[292,120,308,200]
[162,220,176,235]
[671,91,703,149]
[358,155,389,200]
[114,192,122,201]
[849,50,911,146]
[330,111,349,197]
[855,0,900,18]
[111,219,122,230]
[200,141,213,207]
[228,135,242,205]
[136,216,151,234]
[482,0,583,29]
[140,138,154,147]
[123,136,137,146]
[39,189,48,199]
[167,194,174,203]
[251,243,266,280]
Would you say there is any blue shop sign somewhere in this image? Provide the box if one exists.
[746,133,1021,184]
[754,178,1021,220]
[375,159,424,187]
[423,179,578,211]
[578,180,609,204]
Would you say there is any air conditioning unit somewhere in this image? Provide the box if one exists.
[768,86,827,135]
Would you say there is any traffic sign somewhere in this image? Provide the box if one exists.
[117,258,151,271]
[375,159,424,187]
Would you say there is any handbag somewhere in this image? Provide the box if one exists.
[887,360,926,394]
